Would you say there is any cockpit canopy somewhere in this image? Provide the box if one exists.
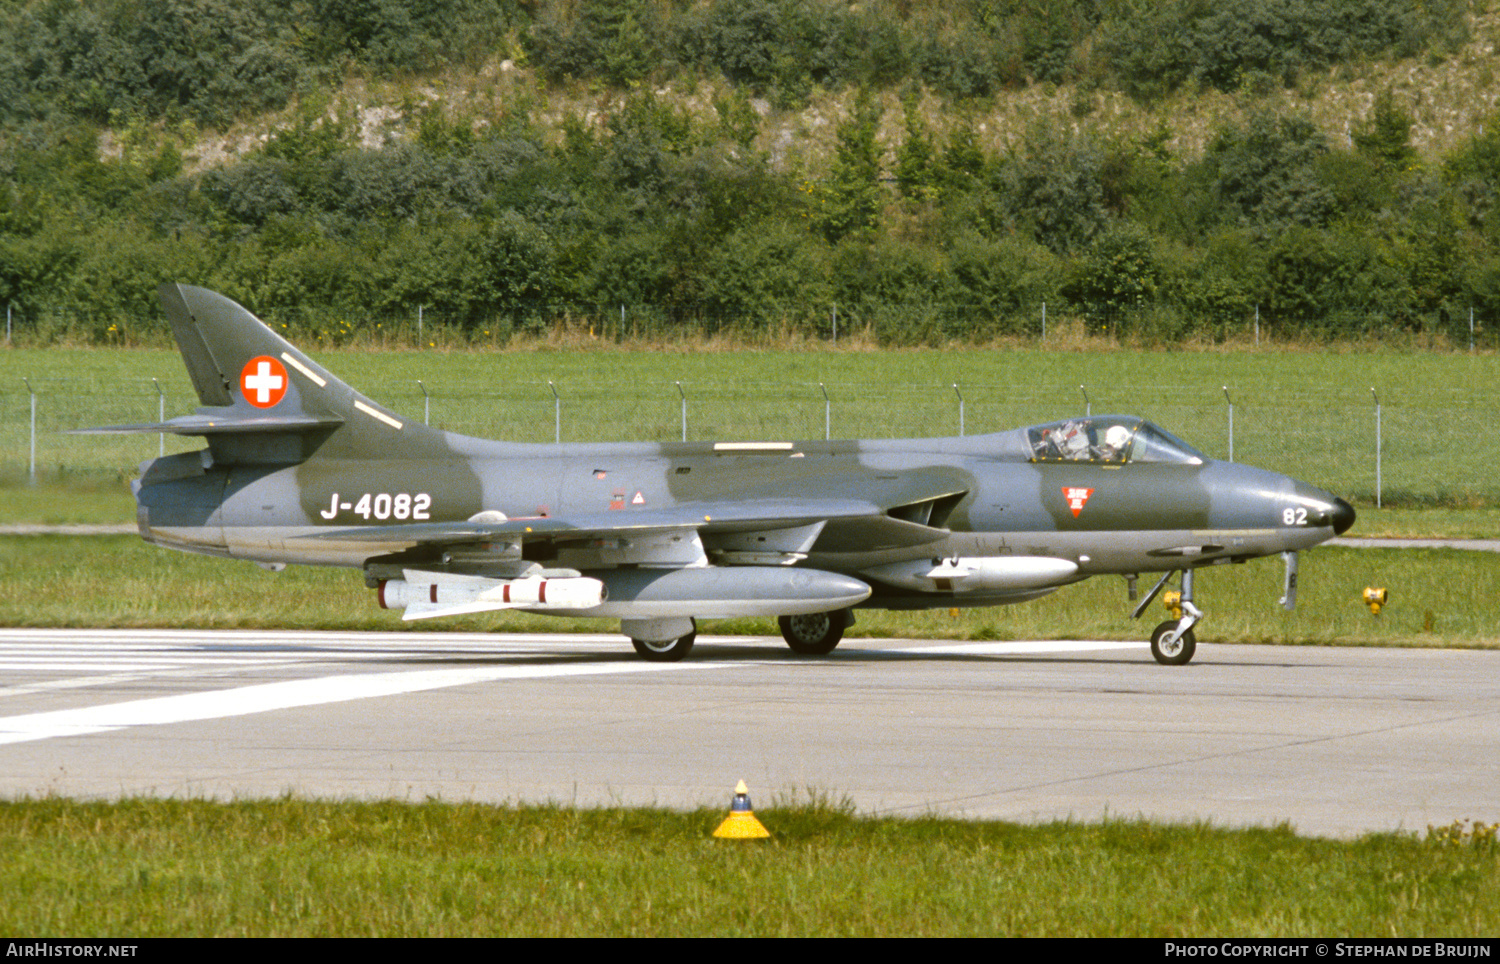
[1027,416,1206,465]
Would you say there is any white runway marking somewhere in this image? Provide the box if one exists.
[0,628,616,688]
[0,660,707,745]
[3,629,1496,838]
[0,629,1142,746]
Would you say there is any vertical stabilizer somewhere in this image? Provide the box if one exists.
[144,284,451,463]
[159,283,234,406]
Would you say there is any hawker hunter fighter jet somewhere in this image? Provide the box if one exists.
[83,285,1354,665]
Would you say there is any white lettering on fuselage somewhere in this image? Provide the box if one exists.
[319,492,431,521]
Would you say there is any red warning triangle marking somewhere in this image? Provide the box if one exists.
[1062,486,1094,517]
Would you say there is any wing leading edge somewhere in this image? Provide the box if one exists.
[299,496,952,555]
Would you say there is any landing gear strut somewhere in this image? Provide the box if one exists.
[1134,569,1202,666]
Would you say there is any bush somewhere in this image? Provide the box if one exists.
[1070,221,1161,321]
[1104,0,1468,101]
[1200,111,1333,229]
[992,125,1108,254]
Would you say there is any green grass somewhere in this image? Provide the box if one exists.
[2,536,1494,647]
[0,480,138,525]
[1,797,1495,936]
[3,344,1498,506]
[3,344,1496,644]
[5,345,1494,937]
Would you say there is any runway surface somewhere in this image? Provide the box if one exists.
[1,627,1496,839]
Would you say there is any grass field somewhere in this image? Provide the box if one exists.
[4,345,1497,936]
[3,344,1498,506]
[2,797,1496,937]
[1,535,1494,647]
[1,343,1497,644]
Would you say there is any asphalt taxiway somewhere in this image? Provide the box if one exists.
[1,628,1496,839]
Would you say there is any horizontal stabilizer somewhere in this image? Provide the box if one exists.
[72,411,344,437]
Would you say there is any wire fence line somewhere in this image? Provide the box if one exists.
[7,301,1500,353]
[3,376,1494,508]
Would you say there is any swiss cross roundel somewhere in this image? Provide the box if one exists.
[240,356,288,409]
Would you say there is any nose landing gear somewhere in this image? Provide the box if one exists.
[1135,569,1201,666]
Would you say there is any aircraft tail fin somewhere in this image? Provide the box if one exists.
[78,285,450,465]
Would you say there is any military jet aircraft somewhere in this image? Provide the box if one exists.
[82,285,1354,665]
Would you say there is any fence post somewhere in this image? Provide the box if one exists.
[153,378,165,457]
[675,381,687,442]
[953,383,965,436]
[417,380,430,425]
[1041,301,1046,343]
[1222,386,1234,463]
[1371,387,1382,509]
[820,383,830,440]
[24,378,36,485]
[549,381,561,443]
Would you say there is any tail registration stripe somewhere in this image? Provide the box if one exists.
[279,352,327,388]
[353,400,404,430]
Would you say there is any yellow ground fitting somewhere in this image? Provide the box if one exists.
[712,780,771,840]
[1163,590,1183,621]
[1363,587,1388,616]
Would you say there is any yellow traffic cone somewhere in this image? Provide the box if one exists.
[712,780,771,839]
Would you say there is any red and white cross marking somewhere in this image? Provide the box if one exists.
[240,356,288,409]
[1062,486,1094,517]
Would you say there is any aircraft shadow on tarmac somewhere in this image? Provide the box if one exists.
[187,636,1287,669]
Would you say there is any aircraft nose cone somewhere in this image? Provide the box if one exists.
[1330,497,1356,535]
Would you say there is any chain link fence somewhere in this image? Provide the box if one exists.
[7,301,1500,352]
[3,374,1494,508]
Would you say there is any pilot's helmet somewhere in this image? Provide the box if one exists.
[1104,425,1131,451]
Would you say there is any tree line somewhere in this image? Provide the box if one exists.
[0,0,1495,347]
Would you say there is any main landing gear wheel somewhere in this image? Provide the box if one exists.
[1150,620,1196,666]
[778,610,848,655]
[631,631,696,662]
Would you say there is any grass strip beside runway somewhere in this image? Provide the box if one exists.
[1,797,1495,937]
[1,536,1495,648]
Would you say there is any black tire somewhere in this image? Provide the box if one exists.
[778,610,848,656]
[1150,620,1196,666]
[631,631,696,662]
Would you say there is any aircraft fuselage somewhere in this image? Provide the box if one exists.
[136,428,1350,609]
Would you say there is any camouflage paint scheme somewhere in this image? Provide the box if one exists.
[84,285,1355,664]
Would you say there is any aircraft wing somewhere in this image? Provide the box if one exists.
[298,496,951,556]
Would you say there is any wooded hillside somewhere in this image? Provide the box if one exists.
[2,0,1497,347]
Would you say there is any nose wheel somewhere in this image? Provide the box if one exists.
[1134,569,1202,666]
[1150,620,1196,665]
